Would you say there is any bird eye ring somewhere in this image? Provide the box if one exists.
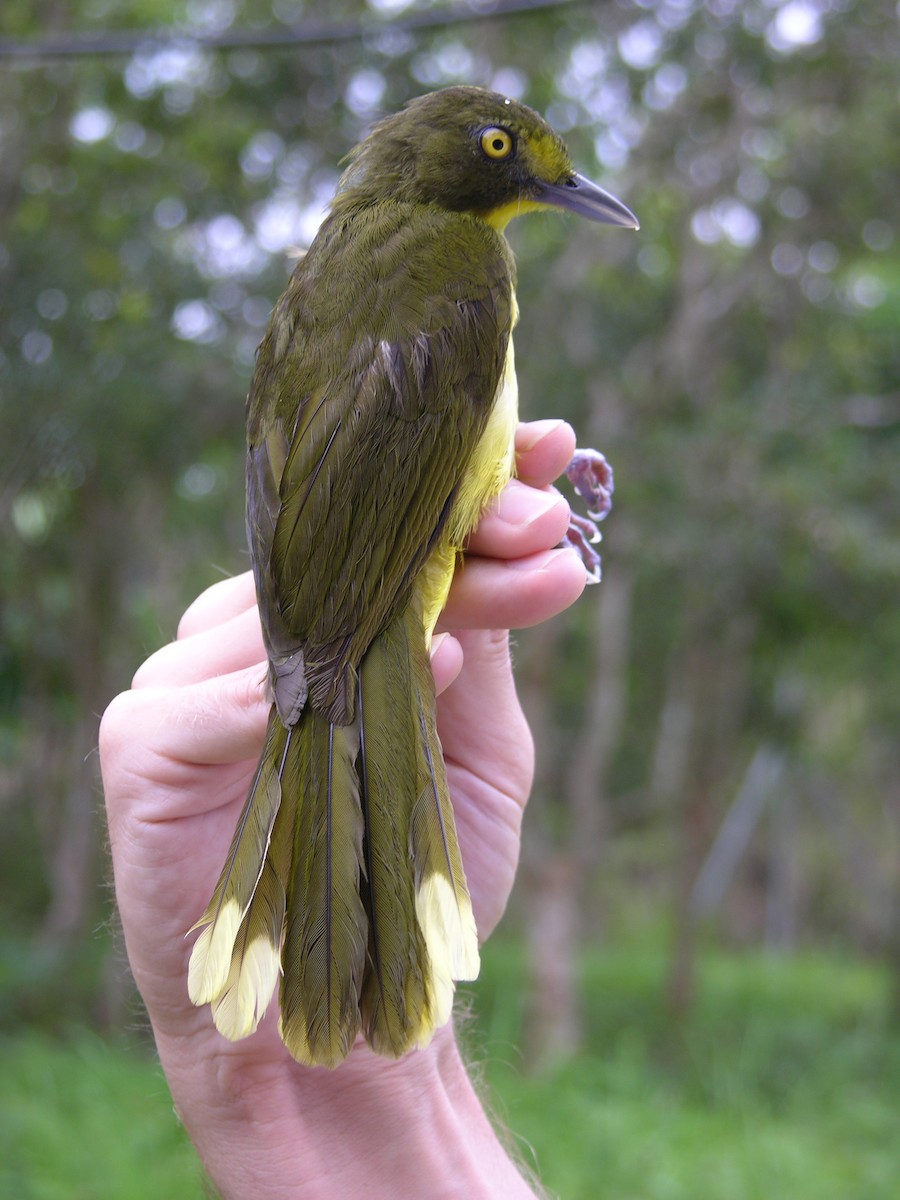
[480,127,514,160]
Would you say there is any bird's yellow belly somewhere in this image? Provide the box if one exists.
[420,334,519,637]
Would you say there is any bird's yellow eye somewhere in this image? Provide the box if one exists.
[480,127,514,161]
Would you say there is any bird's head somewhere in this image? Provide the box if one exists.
[335,85,638,233]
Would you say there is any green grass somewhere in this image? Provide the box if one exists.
[471,942,900,1199]
[2,944,898,1198]
[0,1030,200,1200]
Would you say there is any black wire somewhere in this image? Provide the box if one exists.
[0,0,582,62]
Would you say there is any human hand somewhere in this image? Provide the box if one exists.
[99,418,584,1198]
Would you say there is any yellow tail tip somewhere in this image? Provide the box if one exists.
[209,935,281,1040]
[187,902,242,1006]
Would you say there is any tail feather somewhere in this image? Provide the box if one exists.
[409,675,480,1027]
[210,812,291,1040]
[279,714,368,1067]
[357,612,431,1056]
[188,717,286,1007]
[359,603,479,1054]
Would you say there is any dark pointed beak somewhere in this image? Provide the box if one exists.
[534,173,639,230]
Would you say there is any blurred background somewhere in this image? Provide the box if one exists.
[1,0,898,1196]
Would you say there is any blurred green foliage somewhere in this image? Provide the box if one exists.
[1,1030,200,1199]
[2,943,898,1198]
[476,939,900,1198]
[1,0,898,1081]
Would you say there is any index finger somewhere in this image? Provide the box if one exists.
[132,605,266,690]
[177,572,257,640]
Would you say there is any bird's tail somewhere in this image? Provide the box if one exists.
[187,599,479,1067]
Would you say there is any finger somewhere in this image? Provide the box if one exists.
[430,632,463,695]
[439,628,534,822]
[137,596,460,700]
[134,623,456,718]
[102,664,270,779]
[440,628,530,792]
[515,419,577,487]
[465,478,570,559]
[439,546,587,631]
[133,605,266,690]
[177,572,257,640]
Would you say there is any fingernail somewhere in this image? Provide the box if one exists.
[516,419,566,453]
[494,479,564,526]
[430,632,449,657]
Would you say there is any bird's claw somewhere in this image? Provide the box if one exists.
[562,516,603,584]
[560,448,614,585]
[566,447,614,520]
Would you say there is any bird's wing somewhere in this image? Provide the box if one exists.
[246,204,514,725]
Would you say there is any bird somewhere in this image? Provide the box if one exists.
[187,85,638,1068]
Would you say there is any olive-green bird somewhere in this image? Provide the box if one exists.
[188,85,638,1067]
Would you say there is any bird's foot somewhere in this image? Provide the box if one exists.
[561,448,614,585]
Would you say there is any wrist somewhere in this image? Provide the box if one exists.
[156,1020,537,1200]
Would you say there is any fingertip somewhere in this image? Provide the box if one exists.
[506,546,588,622]
[177,572,257,641]
[466,480,571,560]
[547,546,591,606]
[430,632,464,694]
[515,419,569,452]
[515,420,578,485]
[440,545,590,632]
[134,605,266,690]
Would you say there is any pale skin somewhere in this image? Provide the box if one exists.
[100,419,587,1200]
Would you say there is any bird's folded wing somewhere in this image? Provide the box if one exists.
[245,204,514,723]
